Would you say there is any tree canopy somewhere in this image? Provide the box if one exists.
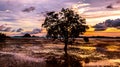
[42,8,88,41]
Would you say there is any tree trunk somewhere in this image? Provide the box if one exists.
[64,38,69,67]
[64,38,68,56]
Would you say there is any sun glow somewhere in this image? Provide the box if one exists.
[104,27,120,32]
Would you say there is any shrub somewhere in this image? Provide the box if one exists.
[45,54,84,67]
[83,37,89,43]
[23,33,31,37]
[0,33,7,42]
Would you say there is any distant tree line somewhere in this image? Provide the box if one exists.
[22,33,38,38]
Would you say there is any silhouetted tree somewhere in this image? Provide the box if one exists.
[42,8,88,57]
[23,33,31,37]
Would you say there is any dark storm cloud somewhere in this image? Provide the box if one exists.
[22,7,35,12]
[103,19,120,27]
[93,23,107,31]
[93,18,120,31]
[94,28,106,31]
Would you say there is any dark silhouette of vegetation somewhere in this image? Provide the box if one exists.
[83,37,89,43]
[46,54,84,67]
[23,33,31,37]
[42,8,88,55]
[84,57,90,63]
[0,33,7,42]
[42,8,88,67]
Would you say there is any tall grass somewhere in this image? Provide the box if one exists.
[0,53,46,67]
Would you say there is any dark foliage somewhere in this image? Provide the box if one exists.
[45,55,84,67]
[83,37,89,43]
[46,56,58,64]
[42,8,88,40]
[84,57,90,63]
[42,8,88,55]
[0,33,7,42]
[23,33,31,37]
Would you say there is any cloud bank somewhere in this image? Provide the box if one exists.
[21,28,42,34]
[93,18,120,31]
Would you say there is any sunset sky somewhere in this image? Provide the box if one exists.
[0,0,120,36]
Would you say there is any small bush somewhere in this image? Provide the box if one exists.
[23,33,31,37]
[68,55,83,67]
[83,37,89,43]
[46,56,58,64]
[45,54,84,67]
[84,57,90,63]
